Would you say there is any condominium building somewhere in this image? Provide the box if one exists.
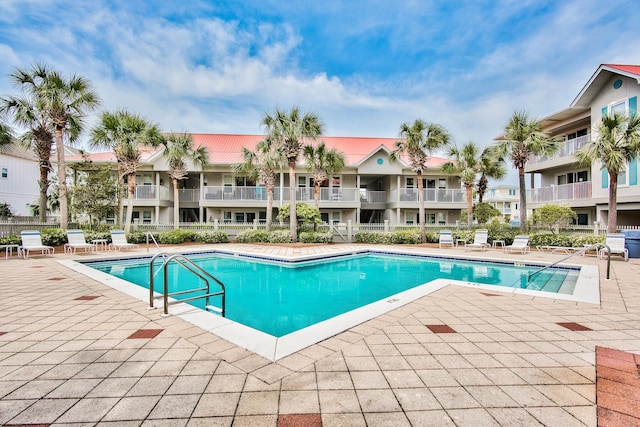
[481,185,520,224]
[524,64,640,226]
[0,143,39,217]
[74,135,467,225]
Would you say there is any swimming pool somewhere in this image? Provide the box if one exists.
[63,248,599,360]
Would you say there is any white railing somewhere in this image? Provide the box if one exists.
[360,191,387,203]
[529,135,590,164]
[527,181,592,203]
[202,186,281,201]
[284,187,359,202]
[393,188,466,203]
[178,189,199,202]
[133,185,170,200]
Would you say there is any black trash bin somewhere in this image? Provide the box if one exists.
[621,230,640,258]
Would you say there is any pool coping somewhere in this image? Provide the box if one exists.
[59,247,600,361]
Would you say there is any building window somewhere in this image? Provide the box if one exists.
[143,211,152,224]
[235,176,256,186]
[406,177,414,188]
[1,167,7,178]
[508,188,516,196]
[618,167,628,186]
[610,100,626,116]
[566,128,588,140]
[557,170,589,185]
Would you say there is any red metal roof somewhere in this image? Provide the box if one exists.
[76,134,450,167]
[604,64,640,76]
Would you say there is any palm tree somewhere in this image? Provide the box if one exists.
[303,141,346,209]
[261,106,323,242]
[38,68,100,229]
[494,111,560,230]
[162,132,208,228]
[232,138,283,231]
[477,145,506,204]
[390,119,450,243]
[90,110,163,234]
[575,112,640,233]
[0,120,13,147]
[442,142,483,226]
[1,63,55,222]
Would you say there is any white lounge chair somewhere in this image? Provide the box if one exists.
[464,229,490,251]
[505,235,530,254]
[65,230,96,254]
[109,230,139,251]
[599,233,629,261]
[439,230,454,249]
[20,230,55,259]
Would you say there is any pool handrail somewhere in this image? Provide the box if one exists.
[149,252,226,317]
[526,242,610,286]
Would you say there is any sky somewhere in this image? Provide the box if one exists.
[1,0,640,182]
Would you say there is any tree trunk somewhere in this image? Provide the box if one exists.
[38,166,48,222]
[518,166,527,231]
[117,164,124,228]
[314,183,320,209]
[289,161,297,242]
[608,171,618,234]
[173,178,180,229]
[417,171,426,243]
[54,127,68,229]
[124,173,136,234]
[466,185,474,226]
[266,185,274,232]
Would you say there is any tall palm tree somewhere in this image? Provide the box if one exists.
[1,63,55,222]
[442,142,483,225]
[0,120,13,147]
[90,110,163,234]
[232,138,283,231]
[494,111,560,230]
[261,106,323,242]
[575,112,640,233]
[303,141,346,209]
[38,68,100,229]
[390,119,450,243]
[477,145,506,204]
[162,132,208,228]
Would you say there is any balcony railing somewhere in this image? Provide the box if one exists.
[527,181,592,203]
[285,187,359,202]
[133,185,170,200]
[360,190,387,203]
[202,186,281,201]
[178,189,200,202]
[393,188,466,203]
[528,135,590,164]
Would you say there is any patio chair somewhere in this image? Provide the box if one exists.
[464,229,490,251]
[109,230,140,251]
[64,230,96,254]
[505,235,530,254]
[20,230,55,259]
[599,233,629,261]
[438,230,454,249]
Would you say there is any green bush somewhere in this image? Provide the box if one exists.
[267,230,293,243]
[354,230,422,244]
[193,231,229,243]
[236,229,270,243]
[156,229,194,244]
[125,231,148,244]
[41,229,68,246]
[299,232,333,243]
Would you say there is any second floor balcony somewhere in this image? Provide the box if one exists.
[133,185,171,200]
[392,188,466,203]
[528,135,590,165]
[527,181,592,203]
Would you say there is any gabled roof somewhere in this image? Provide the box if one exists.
[0,143,38,161]
[572,64,640,107]
[72,134,450,168]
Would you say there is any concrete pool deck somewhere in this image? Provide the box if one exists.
[1,243,639,426]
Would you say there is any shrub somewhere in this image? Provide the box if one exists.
[41,228,68,246]
[236,229,270,243]
[125,231,147,244]
[354,230,421,244]
[193,231,229,243]
[267,230,293,243]
[299,232,333,243]
[156,229,194,244]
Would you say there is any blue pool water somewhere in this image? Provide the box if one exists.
[85,252,579,337]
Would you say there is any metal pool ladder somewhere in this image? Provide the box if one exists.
[149,252,226,317]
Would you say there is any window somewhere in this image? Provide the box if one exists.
[618,167,628,186]
[298,176,308,187]
[566,128,588,140]
[331,177,341,188]
[223,175,233,193]
[557,170,589,185]
[406,212,415,225]
[508,188,516,196]
[610,100,626,116]
[143,211,152,224]
[406,177,414,188]
[1,167,7,178]
[223,211,232,223]
[235,176,256,186]
[438,178,446,189]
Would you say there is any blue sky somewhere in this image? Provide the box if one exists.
[1,0,640,168]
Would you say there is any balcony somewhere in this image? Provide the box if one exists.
[285,187,359,202]
[202,186,281,201]
[527,181,592,203]
[178,189,200,202]
[360,190,387,203]
[528,135,590,165]
[393,188,466,203]
[133,185,170,200]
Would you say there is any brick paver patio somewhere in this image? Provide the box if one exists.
[1,243,639,426]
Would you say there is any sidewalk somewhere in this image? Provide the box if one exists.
[1,243,639,426]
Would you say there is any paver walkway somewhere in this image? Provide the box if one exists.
[1,243,639,426]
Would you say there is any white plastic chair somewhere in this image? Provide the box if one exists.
[65,230,96,254]
[599,234,629,261]
[439,230,454,249]
[465,229,490,251]
[109,230,139,251]
[20,230,55,259]
[505,235,530,254]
